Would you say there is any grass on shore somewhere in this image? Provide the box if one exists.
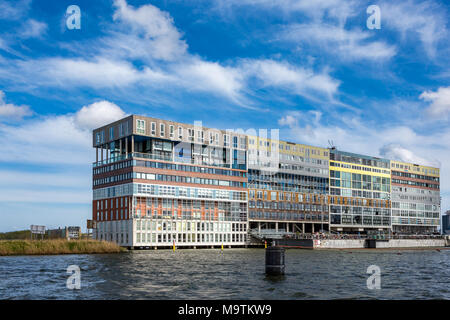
[0,239,125,256]
[0,230,32,240]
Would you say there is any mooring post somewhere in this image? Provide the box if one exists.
[265,246,285,275]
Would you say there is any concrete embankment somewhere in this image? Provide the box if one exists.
[0,239,124,256]
[274,238,448,249]
[313,238,446,249]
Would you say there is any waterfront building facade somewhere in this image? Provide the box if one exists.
[390,161,440,234]
[247,136,330,234]
[328,149,392,233]
[443,211,450,235]
[92,115,441,247]
[92,115,248,248]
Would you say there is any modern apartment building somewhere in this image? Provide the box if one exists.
[328,149,392,233]
[247,135,330,234]
[390,161,440,234]
[443,211,450,235]
[92,115,248,248]
[92,115,441,247]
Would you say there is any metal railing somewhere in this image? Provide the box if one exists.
[249,229,446,241]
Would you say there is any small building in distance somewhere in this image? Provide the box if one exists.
[47,226,81,240]
[443,211,450,235]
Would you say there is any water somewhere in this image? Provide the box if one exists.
[0,249,449,299]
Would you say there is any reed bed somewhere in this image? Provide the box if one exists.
[0,239,124,256]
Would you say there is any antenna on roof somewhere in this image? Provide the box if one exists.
[328,140,336,150]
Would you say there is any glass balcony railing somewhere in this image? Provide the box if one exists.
[92,152,241,169]
[92,153,132,167]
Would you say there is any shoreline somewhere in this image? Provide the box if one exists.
[0,239,125,256]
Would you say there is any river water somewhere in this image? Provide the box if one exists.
[0,248,449,300]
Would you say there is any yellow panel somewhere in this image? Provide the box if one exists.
[247,135,328,159]
[390,160,439,177]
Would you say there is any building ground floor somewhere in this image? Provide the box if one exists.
[392,224,439,234]
[94,218,248,248]
[249,220,329,234]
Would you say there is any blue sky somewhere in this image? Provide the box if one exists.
[0,0,449,232]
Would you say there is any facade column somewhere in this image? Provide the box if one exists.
[258,222,261,233]
[125,137,128,157]
[131,135,134,155]
[96,147,98,163]
[119,139,123,157]
[312,224,315,233]
[286,223,289,232]
[275,222,278,232]
[106,144,109,161]
[101,146,104,162]
[302,223,305,234]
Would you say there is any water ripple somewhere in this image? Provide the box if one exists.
[0,249,449,299]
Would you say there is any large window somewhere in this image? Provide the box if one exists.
[136,120,145,134]
[224,134,229,147]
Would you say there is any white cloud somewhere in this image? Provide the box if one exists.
[175,58,245,103]
[0,0,344,107]
[0,98,127,230]
[0,99,126,165]
[40,57,169,88]
[20,19,47,39]
[277,23,397,61]
[0,90,32,120]
[112,0,187,61]
[278,112,300,127]
[379,144,433,166]
[214,0,358,23]
[74,100,127,130]
[420,86,450,120]
[0,0,30,21]
[381,0,448,58]
[241,59,340,99]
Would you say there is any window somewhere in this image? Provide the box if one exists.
[178,126,183,139]
[197,130,204,143]
[151,122,156,135]
[188,128,194,141]
[169,125,174,138]
[240,137,246,149]
[136,120,145,134]
[109,127,114,140]
[160,123,165,137]
[224,134,229,147]
[119,123,124,137]
[233,136,238,148]
[96,132,101,145]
